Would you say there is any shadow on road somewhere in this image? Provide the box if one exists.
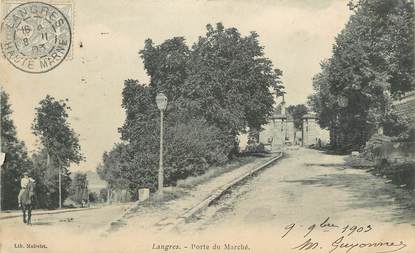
[283,171,415,224]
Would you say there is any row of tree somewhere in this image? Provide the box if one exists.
[308,0,414,152]
[1,91,83,210]
[97,23,285,198]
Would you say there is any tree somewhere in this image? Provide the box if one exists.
[138,23,284,153]
[32,95,83,208]
[31,149,72,209]
[140,37,190,101]
[69,172,89,205]
[182,23,284,153]
[308,60,338,129]
[105,23,284,195]
[309,0,414,151]
[96,143,130,202]
[0,90,33,210]
[308,61,343,148]
[348,0,414,96]
[286,104,309,130]
[117,81,229,194]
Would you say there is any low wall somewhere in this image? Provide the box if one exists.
[364,134,415,164]
[393,91,415,126]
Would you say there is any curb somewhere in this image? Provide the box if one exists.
[163,152,283,231]
[0,207,98,221]
[101,201,143,236]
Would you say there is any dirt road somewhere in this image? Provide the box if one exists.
[174,148,415,253]
[2,149,414,253]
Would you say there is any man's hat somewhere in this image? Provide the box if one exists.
[23,172,29,176]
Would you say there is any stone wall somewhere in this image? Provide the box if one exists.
[260,101,330,149]
[393,91,415,127]
[302,114,330,147]
[362,91,414,163]
[364,134,415,164]
[259,118,295,149]
[302,118,317,146]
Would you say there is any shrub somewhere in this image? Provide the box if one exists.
[381,111,409,137]
[113,119,230,194]
[99,188,108,203]
[393,127,415,142]
[244,142,267,154]
[164,119,229,185]
[88,192,98,203]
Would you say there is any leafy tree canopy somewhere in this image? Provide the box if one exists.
[31,95,83,208]
[96,143,130,191]
[32,95,83,168]
[102,23,284,194]
[1,89,32,210]
[183,23,284,133]
[308,0,414,150]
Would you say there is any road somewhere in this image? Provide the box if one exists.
[175,148,415,252]
[0,203,131,252]
[1,148,414,253]
[0,203,131,232]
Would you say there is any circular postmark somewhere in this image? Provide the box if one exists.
[1,2,71,73]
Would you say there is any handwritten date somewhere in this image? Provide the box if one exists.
[282,217,372,238]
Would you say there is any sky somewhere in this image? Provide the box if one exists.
[0,0,351,172]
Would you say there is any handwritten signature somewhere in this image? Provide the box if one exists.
[281,217,407,253]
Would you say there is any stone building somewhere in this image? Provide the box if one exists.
[259,101,329,150]
[259,100,294,149]
[302,112,330,147]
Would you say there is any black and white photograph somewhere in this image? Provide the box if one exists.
[0,0,414,252]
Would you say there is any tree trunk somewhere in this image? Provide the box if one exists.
[107,187,111,205]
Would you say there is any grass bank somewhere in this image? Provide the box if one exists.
[129,155,264,210]
[176,156,258,189]
[345,155,415,191]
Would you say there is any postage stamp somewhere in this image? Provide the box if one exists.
[0,1,72,73]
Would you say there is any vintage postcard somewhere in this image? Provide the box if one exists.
[0,0,414,252]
